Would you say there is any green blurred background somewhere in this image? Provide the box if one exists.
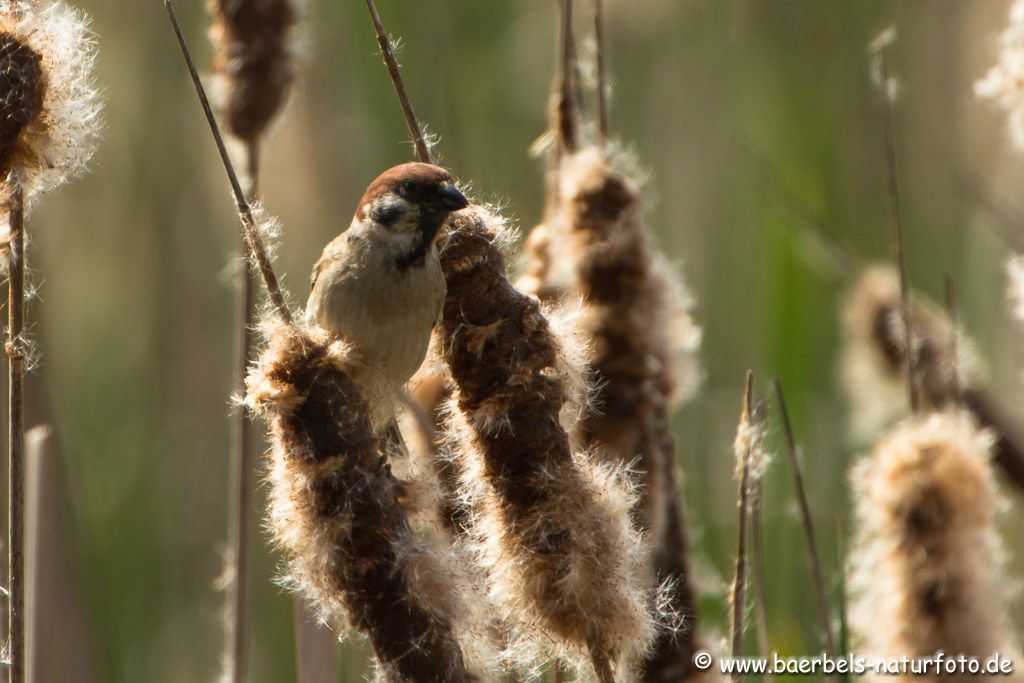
[20,0,1024,680]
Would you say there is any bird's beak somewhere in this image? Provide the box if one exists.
[435,184,469,212]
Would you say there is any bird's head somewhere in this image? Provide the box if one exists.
[355,163,469,253]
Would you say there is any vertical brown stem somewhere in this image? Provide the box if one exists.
[363,0,432,164]
[772,380,837,662]
[293,598,338,683]
[164,0,293,325]
[24,425,47,683]
[593,0,608,146]
[225,142,260,683]
[6,174,25,683]
[557,0,579,153]
[750,484,771,680]
[729,371,754,682]
[875,44,916,413]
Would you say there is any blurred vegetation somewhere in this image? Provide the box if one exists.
[18,0,1024,680]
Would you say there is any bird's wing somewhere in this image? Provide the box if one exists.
[309,235,349,292]
[310,255,325,292]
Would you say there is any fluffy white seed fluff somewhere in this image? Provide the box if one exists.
[0,1,101,201]
[977,0,1024,153]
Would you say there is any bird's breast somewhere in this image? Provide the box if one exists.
[306,250,446,386]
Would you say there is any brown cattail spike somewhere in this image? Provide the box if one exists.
[841,266,1024,494]
[0,33,44,177]
[208,0,297,143]
[848,411,1024,677]
[248,323,475,682]
[437,207,654,678]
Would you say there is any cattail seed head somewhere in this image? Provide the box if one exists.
[208,0,299,143]
[848,411,1023,680]
[246,320,477,682]
[840,266,980,441]
[518,143,705,679]
[0,32,45,173]
[0,1,101,200]
[436,206,658,677]
[977,0,1024,153]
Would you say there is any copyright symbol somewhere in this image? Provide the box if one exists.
[693,650,713,671]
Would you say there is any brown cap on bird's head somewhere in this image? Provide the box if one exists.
[355,162,469,221]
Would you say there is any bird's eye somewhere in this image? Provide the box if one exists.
[400,180,419,197]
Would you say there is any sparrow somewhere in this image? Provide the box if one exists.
[306,162,469,393]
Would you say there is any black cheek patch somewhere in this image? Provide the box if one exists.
[373,203,406,227]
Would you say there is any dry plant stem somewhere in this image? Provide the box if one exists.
[293,598,338,683]
[363,0,431,164]
[557,0,579,153]
[163,0,292,324]
[876,46,916,413]
[224,142,259,683]
[750,484,771,673]
[5,174,24,683]
[962,390,1024,493]
[729,371,754,677]
[25,425,48,683]
[773,379,837,659]
[593,0,608,145]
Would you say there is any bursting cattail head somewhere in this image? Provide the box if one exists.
[840,266,980,441]
[848,411,1023,672]
[246,320,477,682]
[558,147,702,407]
[0,1,100,199]
[977,0,1024,153]
[208,0,299,143]
[436,206,659,678]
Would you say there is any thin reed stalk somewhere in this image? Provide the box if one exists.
[728,371,754,677]
[750,483,771,674]
[557,0,579,154]
[871,32,916,413]
[164,0,291,324]
[593,0,608,145]
[364,0,431,163]
[25,426,47,683]
[293,598,338,683]
[223,137,259,683]
[207,0,300,674]
[773,380,837,661]
[5,172,24,683]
